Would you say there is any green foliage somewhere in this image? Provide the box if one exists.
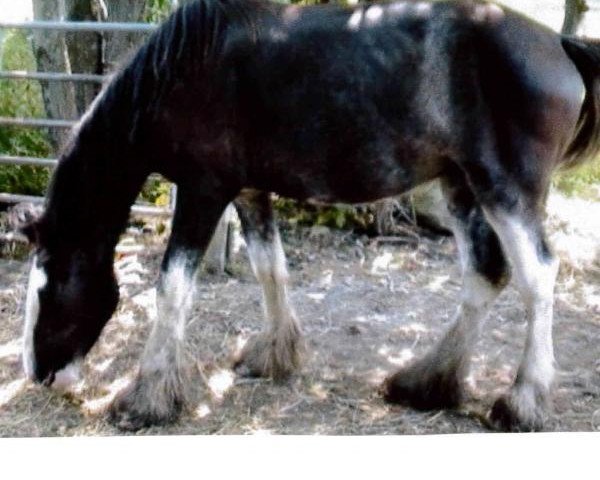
[144,0,175,23]
[553,156,600,200]
[274,197,373,230]
[0,30,52,195]
[140,177,172,206]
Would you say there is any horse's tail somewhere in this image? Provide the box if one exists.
[561,36,600,168]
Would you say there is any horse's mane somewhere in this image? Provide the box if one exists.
[35,0,271,249]
[83,0,269,144]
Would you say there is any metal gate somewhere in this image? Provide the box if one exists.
[0,19,174,230]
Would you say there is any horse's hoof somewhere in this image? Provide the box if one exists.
[381,365,463,410]
[108,404,166,432]
[233,328,304,382]
[488,396,545,432]
[107,378,183,431]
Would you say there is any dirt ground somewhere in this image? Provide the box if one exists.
[0,207,599,436]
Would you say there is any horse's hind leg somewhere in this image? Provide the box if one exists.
[483,206,559,431]
[383,174,510,409]
[109,187,233,431]
[232,189,303,380]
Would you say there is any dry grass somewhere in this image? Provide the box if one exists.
[0,194,599,436]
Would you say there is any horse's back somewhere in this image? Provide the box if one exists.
[226,1,584,202]
[154,0,587,203]
[232,1,449,201]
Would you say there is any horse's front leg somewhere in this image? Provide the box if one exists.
[233,189,304,380]
[109,187,232,431]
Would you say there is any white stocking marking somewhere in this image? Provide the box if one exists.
[246,231,297,333]
[141,254,194,374]
[484,212,558,396]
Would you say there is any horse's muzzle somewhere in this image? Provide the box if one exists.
[37,361,82,391]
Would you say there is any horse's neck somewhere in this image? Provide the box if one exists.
[44,125,148,254]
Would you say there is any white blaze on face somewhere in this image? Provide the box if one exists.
[22,256,47,380]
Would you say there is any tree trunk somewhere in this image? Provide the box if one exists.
[103,0,148,70]
[64,0,103,113]
[32,0,152,152]
[562,0,588,35]
[31,0,77,151]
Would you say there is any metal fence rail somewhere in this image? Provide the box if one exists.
[0,20,156,33]
[0,70,106,83]
[0,18,171,223]
[0,193,170,217]
[0,155,57,168]
[0,117,76,128]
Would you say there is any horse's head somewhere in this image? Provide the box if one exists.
[20,218,119,389]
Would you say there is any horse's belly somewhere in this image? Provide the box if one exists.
[253,145,446,204]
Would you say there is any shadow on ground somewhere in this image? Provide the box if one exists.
[0,226,599,436]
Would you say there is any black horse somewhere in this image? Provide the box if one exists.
[20,0,600,431]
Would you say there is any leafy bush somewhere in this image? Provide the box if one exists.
[274,197,373,231]
[140,177,172,206]
[553,156,600,200]
[0,30,52,196]
[144,0,175,23]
